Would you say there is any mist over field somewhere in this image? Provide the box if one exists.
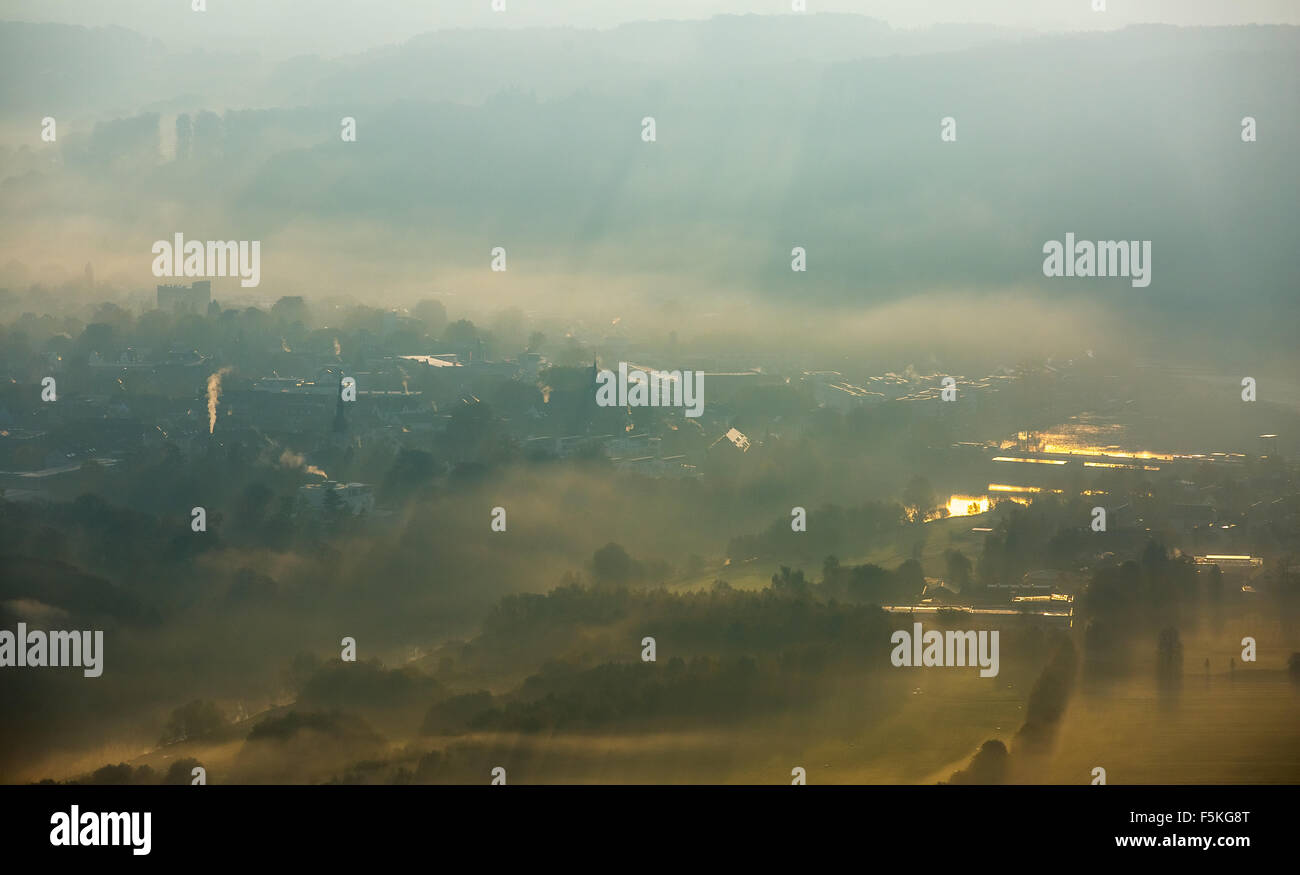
[1,5,1298,788]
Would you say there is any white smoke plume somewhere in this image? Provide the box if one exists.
[278,448,328,479]
[207,367,233,434]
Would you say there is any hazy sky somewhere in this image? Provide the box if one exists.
[6,0,1300,57]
